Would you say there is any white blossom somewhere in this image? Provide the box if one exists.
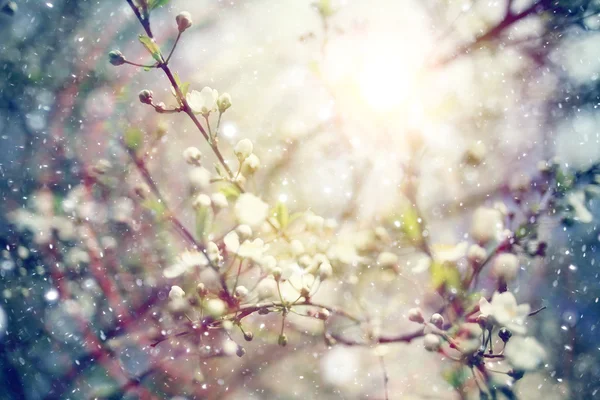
[187,87,218,116]
[376,252,398,268]
[164,250,209,278]
[237,238,267,262]
[505,336,546,371]
[234,193,269,227]
[188,167,211,191]
[568,191,593,223]
[479,292,530,335]
[169,285,185,301]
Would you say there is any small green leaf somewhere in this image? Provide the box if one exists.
[195,207,212,240]
[138,34,162,62]
[430,261,461,290]
[274,201,289,230]
[399,205,422,244]
[180,81,190,97]
[124,127,144,151]
[142,198,167,218]
[148,0,170,10]
[219,184,241,199]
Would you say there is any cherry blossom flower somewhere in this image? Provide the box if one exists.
[479,292,530,335]
[234,193,269,227]
[164,250,209,278]
[505,336,546,371]
[186,87,218,116]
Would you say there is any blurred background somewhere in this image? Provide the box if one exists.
[1,0,600,398]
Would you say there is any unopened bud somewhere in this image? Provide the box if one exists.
[408,307,425,324]
[236,345,246,357]
[183,147,202,165]
[234,285,249,299]
[196,283,207,297]
[243,331,254,341]
[278,333,288,347]
[109,50,126,66]
[498,327,512,343]
[318,261,333,280]
[176,11,193,33]
[138,89,153,105]
[430,313,444,329]
[423,333,441,352]
[234,139,253,160]
[217,93,232,113]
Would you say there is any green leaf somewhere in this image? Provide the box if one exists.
[124,127,144,151]
[399,205,422,244]
[430,261,461,290]
[195,207,212,240]
[180,81,190,97]
[138,34,162,62]
[148,0,170,10]
[274,201,289,230]
[142,198,167,218]
[442,366,470,390]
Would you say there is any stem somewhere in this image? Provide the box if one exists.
[165,31,181,64]
[124,60,157,68]
[378,354,390,400]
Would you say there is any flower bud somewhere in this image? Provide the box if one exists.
[498,327,512,343]
[192,193,212,209]
[278,333,288,347]
[236,345,246,357]
[241,154,260,175]
[316,308,330,320]
[169,285,185,301]
[196,283,207,297]
[467,244,487,266]
[207,241,221,263]
[272,267,282,281]
[176,11,193,33]
[423,333,441,352]
[211,192,228,209]
[205,298,226,317]
[430,313,444,329]
[234,285,249,299]
[138,89,153,105]
[243,331,254,341]
[217,93,232,113]
[408,307,425,324]
[183,147,202,165]
[234,139,253,160]
[236,224,253,241]
[109,50,126,66]
[376,252,398,268]
[318,261,333,280]
[492,253,519,282]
